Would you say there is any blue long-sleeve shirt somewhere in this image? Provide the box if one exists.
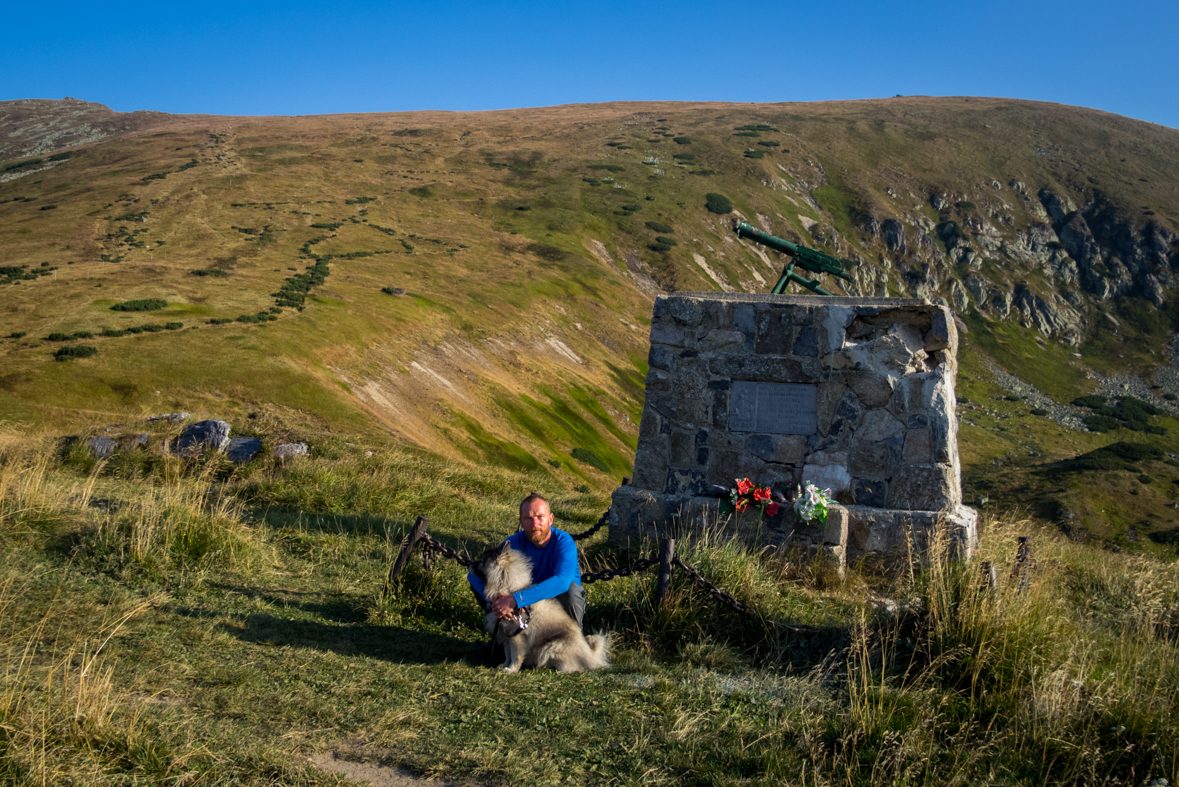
[468,528,581,610]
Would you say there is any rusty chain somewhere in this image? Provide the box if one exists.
[581,556,660,584]
[569,506,611,542]
[418,533,473,567]
[673,556,750,615]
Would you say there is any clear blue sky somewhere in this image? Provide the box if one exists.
[7,0,1178,129]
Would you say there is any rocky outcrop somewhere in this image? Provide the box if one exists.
[1012,284,1083,343]
[1040,189,1176,306]
[173,420,232,456]
[82,432,149,458]
[882,220,906,253]
[0,98,168,160]
[226,437,263,463]
[149,412,189,423]
[274,442,310,460]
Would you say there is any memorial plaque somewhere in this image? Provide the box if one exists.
[729,382,817,435]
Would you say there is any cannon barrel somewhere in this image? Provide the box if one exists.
[735,221,801,256]
[734,221,854,282]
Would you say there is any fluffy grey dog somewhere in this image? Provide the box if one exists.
[470,542,610,674]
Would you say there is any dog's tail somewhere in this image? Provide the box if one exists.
[586,632,612,669]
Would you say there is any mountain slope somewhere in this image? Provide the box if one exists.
[2,97,1178,550]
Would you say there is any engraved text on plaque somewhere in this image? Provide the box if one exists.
[728,382,817,435]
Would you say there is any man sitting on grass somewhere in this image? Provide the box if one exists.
[468,493,585,657]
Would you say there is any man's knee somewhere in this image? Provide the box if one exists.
[558,582,586,629]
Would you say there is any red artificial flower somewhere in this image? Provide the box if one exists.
[736,478,753,496]
[735,497,750,512]
[752,487,770,503]
[765,502,780,517]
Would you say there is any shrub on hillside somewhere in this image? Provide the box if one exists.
[1083,415,1121,432]
[649,243,672,252]
[744,149,766,159]
[673,154,696,161]
[757,140,780,147]
[571,447,609,472]
[190,269,229,277]
[654,236,677,246]
[673,137,691,145]
[3,158,44,172]
[112,299,167,312]
[588,164,624,172]
[705,193,733,214]
[53,345,97,361]
[645,221,674,233]
[526,243,567,261]
[734,131,760,138]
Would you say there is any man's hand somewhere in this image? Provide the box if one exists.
[490,593,518,620]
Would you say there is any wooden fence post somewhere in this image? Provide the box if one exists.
[1009,536,1033,594]
[385,516,429,594]
[980,560,998,593]
[654,538,676,607]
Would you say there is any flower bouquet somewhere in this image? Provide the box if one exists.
[721,477,782,519]
[793,482,833,526]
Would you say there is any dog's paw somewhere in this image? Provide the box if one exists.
[501,664,521,674]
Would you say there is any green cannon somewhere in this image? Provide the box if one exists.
[733,221,855,296]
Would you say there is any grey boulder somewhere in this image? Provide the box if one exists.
[226,436,262,463]
[173,420,231,455]
[273,442,309,460]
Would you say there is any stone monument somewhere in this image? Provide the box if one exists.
[610,293,978,567]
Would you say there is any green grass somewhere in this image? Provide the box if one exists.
[962,313,1095,403]
[2,431,1176,785]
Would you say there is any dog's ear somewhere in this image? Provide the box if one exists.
[495,540,511,558]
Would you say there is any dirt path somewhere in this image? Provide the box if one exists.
[310,751,455,787]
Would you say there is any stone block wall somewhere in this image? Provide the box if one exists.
[611,293,977,561]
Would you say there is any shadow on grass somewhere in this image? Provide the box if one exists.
[1149,527,1179,547]
[220,612,482,665]
[585,598,852,672]
[207,582,368,623]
